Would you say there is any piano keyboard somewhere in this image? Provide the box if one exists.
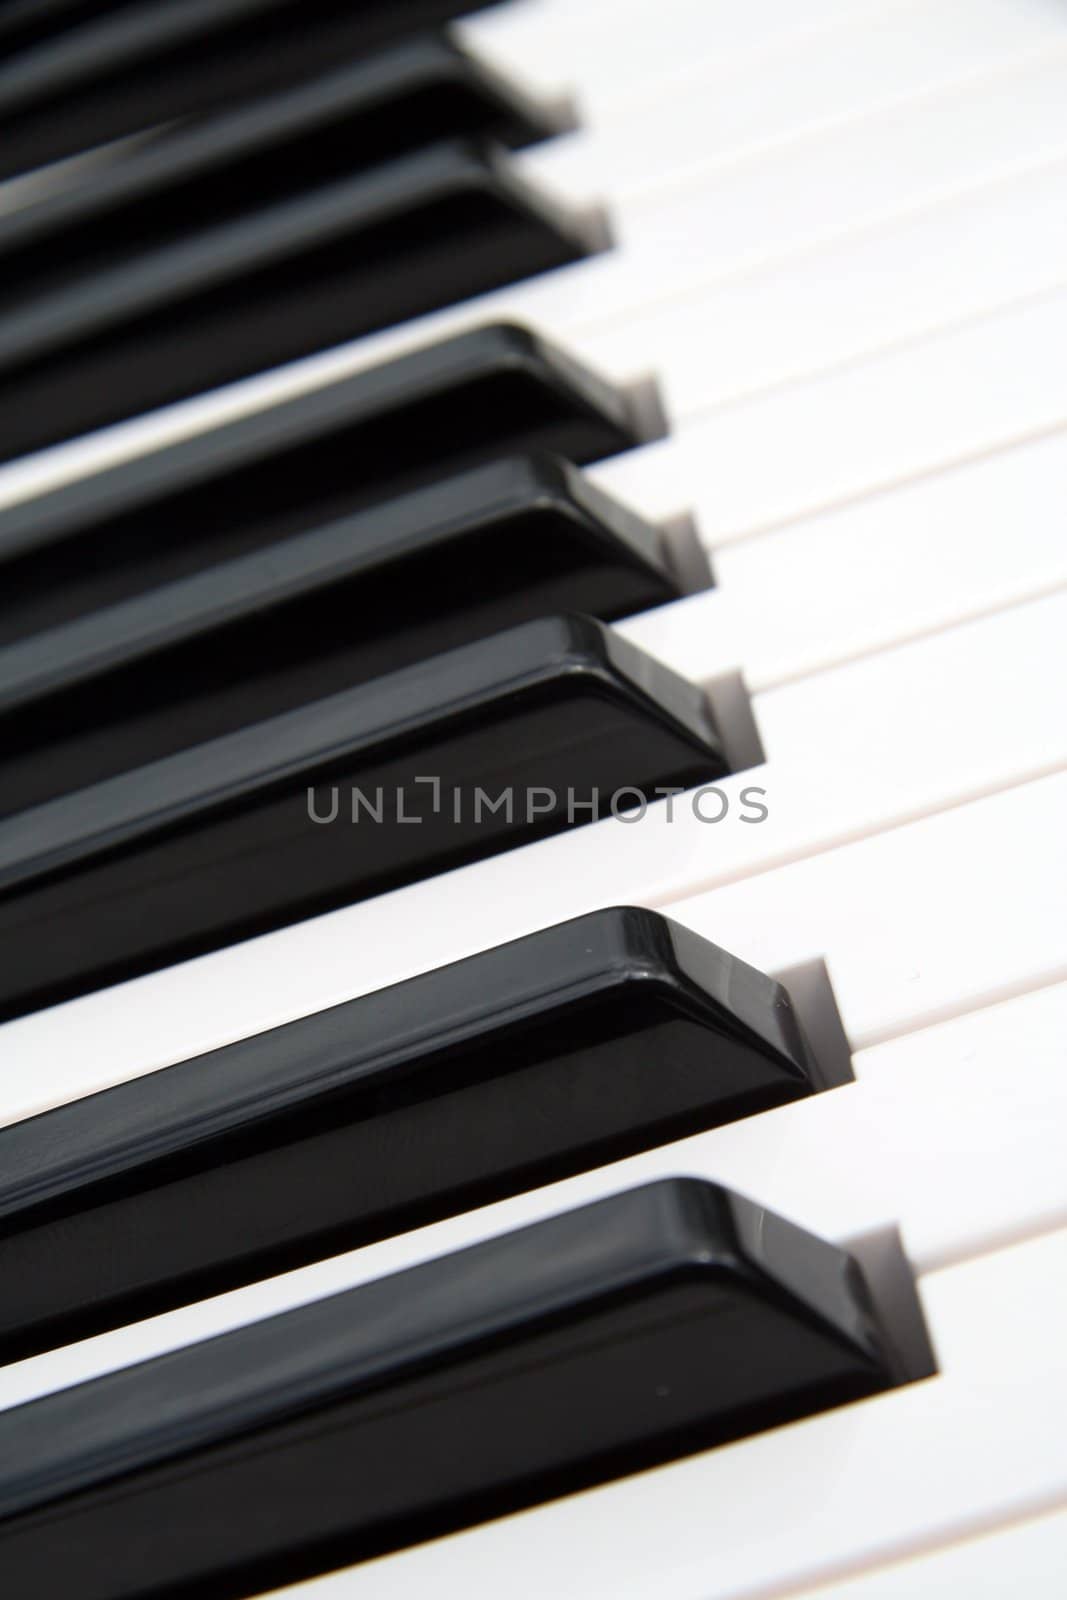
[0,0,1064,1594]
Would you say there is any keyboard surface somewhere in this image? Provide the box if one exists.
[0,0,1064,1594]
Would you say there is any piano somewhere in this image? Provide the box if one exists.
[0,0,1064,1592]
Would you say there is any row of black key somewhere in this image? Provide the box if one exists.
[0,906,829,1363]
[0,139,598,463]
[0,324,654,640]
[0,614,727,1018]
[0,0,506,177]
[0,10,922,1597]
[0,316,705,1016]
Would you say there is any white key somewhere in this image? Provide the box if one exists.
[616,593,1064,911]
[581,158,1067,423]
[342,49,1067,343]
[258,1231,1067,1599]
[461,0,880,110]
[1,737,1062,1119]
[3,974,1062,1415]
[622,432,1067,690]
[522,0,1067,195]
[788,1507,1067,1599]
[666,773,1067,1050]
[592,287,1067,539]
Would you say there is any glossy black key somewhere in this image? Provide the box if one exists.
[0,36,559,291]
[0,458,692,817]
[0,1180,897,1598]
[0,326,650,646]
[0,1,148,57]
[0,616,727,1021]
[0,141,595,464]
[0,0,504,178]
[0,908,825,1363]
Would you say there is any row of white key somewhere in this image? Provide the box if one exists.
[581,157,1067,423]
[513,0,1067,194]
[522,34,1067,233]
[462,0,874,105]
[462,0,1064,115]
[625,430,1067,693]
[595,284,1067,541]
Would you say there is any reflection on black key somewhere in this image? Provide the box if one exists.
[0,1,157,58]
[0,326,651,645]
[0,142,596,464]
[0,908,825,1363]
[0,1180,897,1599]
[0,458,695,815]
[0,0,505,178]
[0,616,727,1021]
[0,36,559,288]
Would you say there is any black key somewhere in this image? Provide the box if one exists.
[0,141,595,464]
[0,457,692,816]
[0,325,650,645]
[0,0,504,177]
[0,1,147,57]
[0,0,131,57]
[0,1180,897,1598]
[0,908,825,1363]
[0,616,727,1021]
[0,36,560,290]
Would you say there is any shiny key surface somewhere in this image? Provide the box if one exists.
[0,141,595,464]
[0,326,650,644]
[0,908,823,1363]
[0,0,505,180]
[0,616,726,1021]
[0,0,138,55]
[0,457,691,816]
[0,34,558,268]
[0,1179,897,1600]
